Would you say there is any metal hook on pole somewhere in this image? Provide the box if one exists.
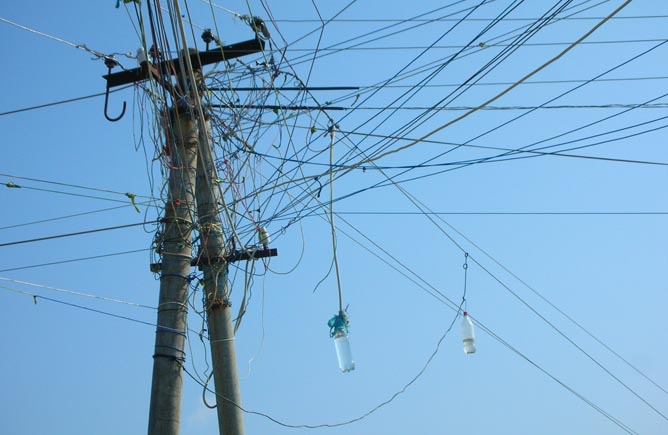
[103,57,126,122]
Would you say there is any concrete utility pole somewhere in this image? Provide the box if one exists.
[147,108,199,435]
[103,17,271,435]
[173,2,245,429]
[195,118,246,435]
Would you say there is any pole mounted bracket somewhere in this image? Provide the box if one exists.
[103,38,266,89]
[193,248,278,270]
[149,247,278,272]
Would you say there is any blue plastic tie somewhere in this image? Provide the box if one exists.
[327,312,349,338]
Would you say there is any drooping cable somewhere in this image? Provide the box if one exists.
[327,125,345,312]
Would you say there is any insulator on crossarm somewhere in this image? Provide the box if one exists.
[136,47,147,66]
[258,226,271,248]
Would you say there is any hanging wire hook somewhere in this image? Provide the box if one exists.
[103,56,126,122]
[461,252,469,312]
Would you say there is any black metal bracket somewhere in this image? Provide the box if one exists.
[103,38,266,89]
[150,247,278,272]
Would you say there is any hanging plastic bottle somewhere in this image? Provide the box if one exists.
[328,311,355,372]
[461,311,476,354]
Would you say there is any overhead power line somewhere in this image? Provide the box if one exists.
[1,180,154,208]
[436,218,668,398]
[346,0,636,171]
[0,222,152,248]
[0,16,134,61]
[0,248,151,273]
[332,215,640,434]
[0,173,153,200]
[0,205,139,232]
[0,286,175,331]
[332,211,668,216]
[0,85,133,117]
[335,103,668,111]
[0,277,155,309]
[280,38,668,52]
[365,76,668,88]
[267,15,668,23]
[381,172,668,423]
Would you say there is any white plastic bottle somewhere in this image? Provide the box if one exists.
[334,329,355,372]
[461,311,476,354]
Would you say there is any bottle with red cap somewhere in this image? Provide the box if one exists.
[461,311,476,354]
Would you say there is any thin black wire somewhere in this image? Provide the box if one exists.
[335,0,579,170]
[245,132,668,170]
[432,39,668,165]
[317,0,614,110]
[476,322,639,435]
[470,253,668,422]
[164,2,656,432]
[0,222,152,248]
[206,210,638,433]
[437,216,668,397]
[1,182,146,205]
[249,0,501,225]
[319,44,668,195]
[266,15,668,23]
[1,287,184,335]
[0,248,151,273]
[365,75,668,88]
[0,85,134,117]
[283,0,497,67]
[0,204,138,231]
[326,103,668,110]
[0,277,155,309]
[332,212,640,434]
[379,116,668,188]
[332,0,513,164]
[259,0,589,223]
[3,275,636,433]
[333,211,668,216]
[183,301,464,429]
[385,182,668,422]
[0,173,154,199]
[277,98,667,423]
[279,38,668,52]
[236,111,667,225]
[238,119,668,170]
[239,1,493,220]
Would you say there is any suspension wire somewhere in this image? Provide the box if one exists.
[328,125,345,312]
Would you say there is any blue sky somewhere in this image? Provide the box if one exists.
[1,1,667,434]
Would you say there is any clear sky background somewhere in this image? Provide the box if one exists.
[1,1,667,434]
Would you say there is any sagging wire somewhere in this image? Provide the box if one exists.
[385,177,668,422]
[0,277,155,309]
[234,258,256,333]
[330,214,636,434]
[183,293,467,429]
[240,266,268,380]
[326,123,345,315]
[0,285,180,333]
